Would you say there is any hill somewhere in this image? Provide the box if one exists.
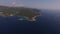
[0,6,41,21]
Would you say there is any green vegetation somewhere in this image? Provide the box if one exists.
[0,6,41,21]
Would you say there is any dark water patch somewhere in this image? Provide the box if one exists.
[0,13,59,34]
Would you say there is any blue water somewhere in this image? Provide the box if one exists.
[0,11,60,34]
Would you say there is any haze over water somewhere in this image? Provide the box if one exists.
[0,0,60,34]
[0,0,60,10]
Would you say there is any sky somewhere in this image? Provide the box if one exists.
[0,0,60,9]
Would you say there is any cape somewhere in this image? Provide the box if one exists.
[0,6,41,21]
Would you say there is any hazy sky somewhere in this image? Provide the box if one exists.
[0,0,60,9]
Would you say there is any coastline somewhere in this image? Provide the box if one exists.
[0,14,41,21]
[18,15,41,21]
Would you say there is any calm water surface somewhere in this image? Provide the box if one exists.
[0,11,60,34]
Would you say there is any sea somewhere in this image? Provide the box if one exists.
[0,10,60,34]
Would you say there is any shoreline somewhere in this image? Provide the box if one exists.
[0,15,40,21]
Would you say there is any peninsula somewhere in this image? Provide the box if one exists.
[0,6,41,21]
